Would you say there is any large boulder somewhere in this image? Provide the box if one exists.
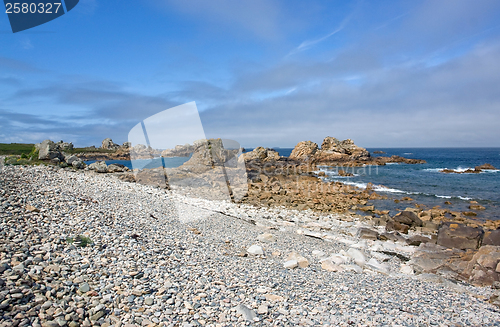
[101,138,120,150]
[107,164,129,173]
[72,160,86,169]
[65,155,86,169]
[437,222,484,250]
[88,161,108,173]
[289,141,318,161]
[464,245,500,286]
[394,211,423,228]
[38,140,64,161]
[484,229,500,246]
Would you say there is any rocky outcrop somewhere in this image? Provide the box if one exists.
[243,147,280,161]
[181,139,239,172]
[437,222,484,250]
[476,163,497,170]
[101,138,120,150]
[129,144,162,159]
[161,144,194,157]
[38,140,65,161]
[55,140,73,151]
[289,137,424,165]
[440,164,497,174]
[318,137,370,161]
[289,141,318,161]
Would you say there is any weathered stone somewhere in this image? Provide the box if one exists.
[357,228,379,240]
[321,260,343,272]
[483,229,500,246]
[347,248,366,266]
[386,220,409,234]
[286,252,309,268]
[38,140,64,161]
[88,161,108,173]
[437,222,484,250]
[257,233,277,243]
[101,138,120,150]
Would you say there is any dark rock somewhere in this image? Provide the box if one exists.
[394,211,423,227]
[483,229,500,246]
[407,235,434,246]
[475,163,497,170]
[437,222,484,250]
[386,220,409,234]
[379,232,401,242]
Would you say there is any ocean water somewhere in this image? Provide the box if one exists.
[86,148,500,220]
[314,148,500,221]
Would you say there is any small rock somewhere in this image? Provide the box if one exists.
[257,233,276,243]
[235,304,257,321]
[78,283,90,293]
[257,304,268,314]
[247,244,264,255]
[321,260,343,272]
[283,260,298,269]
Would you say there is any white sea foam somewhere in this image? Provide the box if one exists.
[424,167,499,174]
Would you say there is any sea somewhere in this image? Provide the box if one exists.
[86,148,500,221]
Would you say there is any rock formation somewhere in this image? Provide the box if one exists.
[243,147,280,161]
[290,137,425,165]
[38,140,65,161]
[289,141,318,161]
[101,138,120,150]
[161,144,194,157]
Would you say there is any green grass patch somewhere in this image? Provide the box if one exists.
[65,147,115,154]
[0,143,35,155]
[66,235,93,247]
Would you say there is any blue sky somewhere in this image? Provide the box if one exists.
[1,0,500,148]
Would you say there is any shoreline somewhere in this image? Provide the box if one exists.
[1,164,500,326]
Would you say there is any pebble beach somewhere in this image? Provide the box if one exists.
[1,162,500,326]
